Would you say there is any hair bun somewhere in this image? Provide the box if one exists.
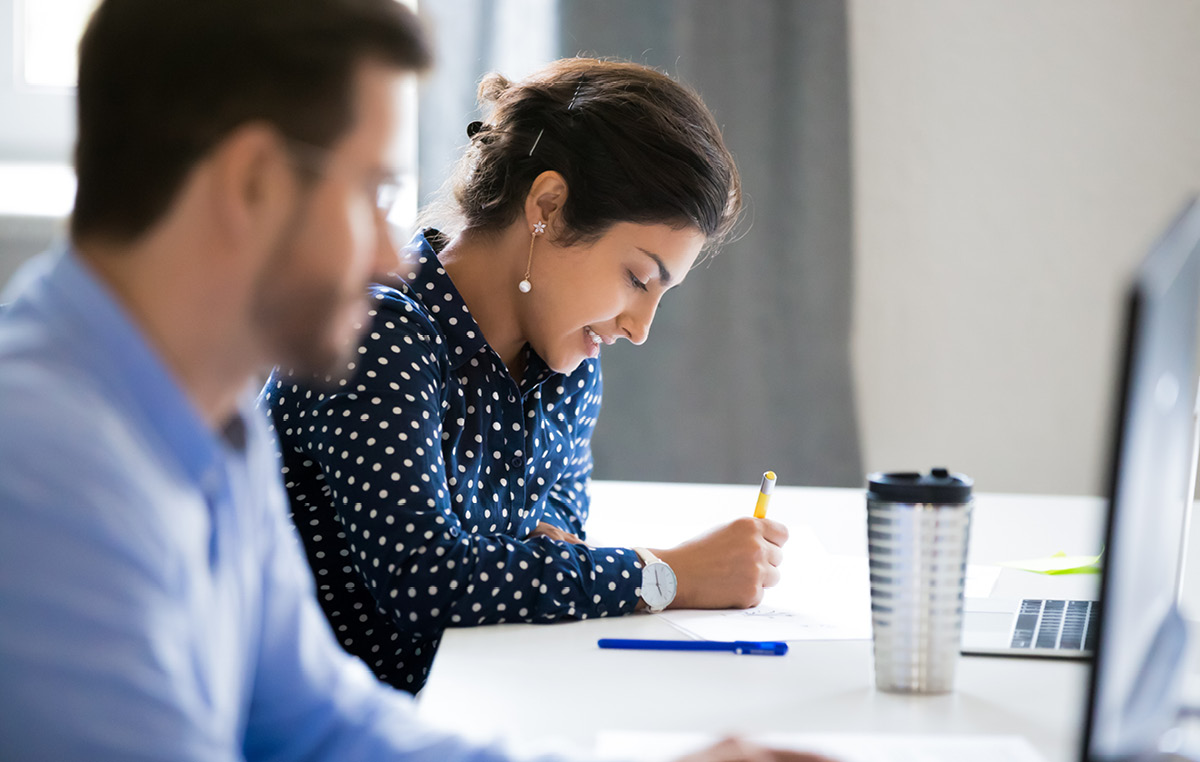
[477,72,512,105]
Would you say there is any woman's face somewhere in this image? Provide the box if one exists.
[519,221,706,374]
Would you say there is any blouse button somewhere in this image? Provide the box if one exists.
[510,455,523,468]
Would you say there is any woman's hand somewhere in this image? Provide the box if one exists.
[653,516,788,609]
[675,738,840,762]
[527,521,585,545]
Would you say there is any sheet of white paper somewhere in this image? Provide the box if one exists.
[595,731,1047,762]
[658,556,1004,643]
[660,554,873,641]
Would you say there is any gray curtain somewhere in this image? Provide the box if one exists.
[419,0,860,488]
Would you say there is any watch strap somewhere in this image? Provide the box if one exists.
[633,547,662,567]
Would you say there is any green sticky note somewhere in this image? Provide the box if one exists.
[999,550,1103,575]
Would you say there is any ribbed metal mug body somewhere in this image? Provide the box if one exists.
[866,469,973,694]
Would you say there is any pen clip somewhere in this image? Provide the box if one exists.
[732,640,788,655]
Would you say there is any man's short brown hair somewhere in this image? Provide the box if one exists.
[71,0,431,244]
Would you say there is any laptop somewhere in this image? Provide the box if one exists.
[961,590,1101,658]
[961,200,1200,662]
[1082,198,1200,761]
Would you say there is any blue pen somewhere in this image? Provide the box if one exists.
[597,638,788,656]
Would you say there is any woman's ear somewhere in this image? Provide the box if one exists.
[523,170,568,238]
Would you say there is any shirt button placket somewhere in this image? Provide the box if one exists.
[506,391,528,513]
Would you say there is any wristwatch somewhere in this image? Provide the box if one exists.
[634,547,677,612]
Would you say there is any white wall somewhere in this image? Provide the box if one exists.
[849,0,1200,496]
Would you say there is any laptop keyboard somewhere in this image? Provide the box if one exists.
[1010,599,1098,651]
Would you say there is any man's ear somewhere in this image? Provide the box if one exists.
[523,170,569,238]
[207,123,299,258]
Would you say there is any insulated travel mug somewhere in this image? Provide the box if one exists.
[866,468,974,694]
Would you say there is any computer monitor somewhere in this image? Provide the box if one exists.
[1084,198,1200,761]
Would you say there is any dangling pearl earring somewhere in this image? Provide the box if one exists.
[519,220,546,294]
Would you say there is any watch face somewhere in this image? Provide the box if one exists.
[642,561,677,610]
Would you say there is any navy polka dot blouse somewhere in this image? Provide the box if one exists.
[262,230,643,693]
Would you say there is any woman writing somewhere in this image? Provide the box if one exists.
[265,57,788,692]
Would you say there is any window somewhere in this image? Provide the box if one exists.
[2,0,420,229]
[16,0,99,89]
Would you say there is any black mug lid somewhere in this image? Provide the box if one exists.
[866,467,973,504]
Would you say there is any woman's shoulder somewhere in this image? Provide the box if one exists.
[338,285,453,394]
[363,228,453,341]
[365,282,443,345]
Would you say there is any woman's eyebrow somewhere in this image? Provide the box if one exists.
[637,247,672,286]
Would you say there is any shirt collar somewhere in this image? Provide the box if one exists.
[42,246,237,489]
[397,229,490,371]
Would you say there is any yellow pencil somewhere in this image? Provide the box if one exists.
[753,470,777,518]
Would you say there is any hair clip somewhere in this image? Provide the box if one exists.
[466,121,485,139]
[529,76,587,158]
[528,128,544,157]
[567,75,587,111]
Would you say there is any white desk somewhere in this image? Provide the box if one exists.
[418,481,1113,761]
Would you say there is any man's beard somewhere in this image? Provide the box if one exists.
[261,284,364,387]
[250,223,369,389]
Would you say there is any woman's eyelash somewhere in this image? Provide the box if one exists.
[628,270,649,291]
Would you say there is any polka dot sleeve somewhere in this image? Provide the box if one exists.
[535,368,601,540]
[277,294,642,645]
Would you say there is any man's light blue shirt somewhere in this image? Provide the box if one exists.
[0,247,528,761]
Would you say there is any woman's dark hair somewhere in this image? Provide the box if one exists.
[71,0,431,244]
[432,57,742,250]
